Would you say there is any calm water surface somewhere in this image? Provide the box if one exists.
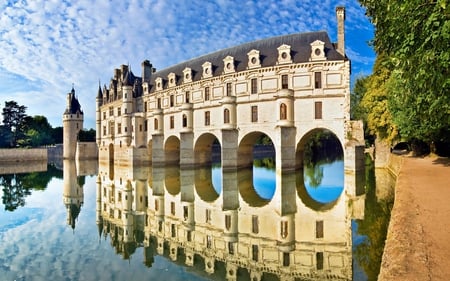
[0,157,394,281]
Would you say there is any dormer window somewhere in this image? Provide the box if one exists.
[223,56,235,74]
[310,40,326,61]
[168,72,176,88]
[277,44,292,64]
[155,77,163,91]
[247,50,261,69]
[183,67,192,83]
[202,61,213,78]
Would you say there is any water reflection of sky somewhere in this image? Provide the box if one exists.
[252,167,276,199]
[304,160,344,203]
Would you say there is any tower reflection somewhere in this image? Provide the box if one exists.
[96,162,364,280]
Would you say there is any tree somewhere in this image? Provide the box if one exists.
[360,55,398,144]
[2,101,28,147]
[21,115,54,146]
[359,0,450,151]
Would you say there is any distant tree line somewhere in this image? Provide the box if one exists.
[0,101,95,148]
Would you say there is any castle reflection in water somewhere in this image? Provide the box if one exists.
[59,158,366,281]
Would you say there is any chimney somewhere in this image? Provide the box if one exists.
[336,6,345,56]
[141,60,152,83]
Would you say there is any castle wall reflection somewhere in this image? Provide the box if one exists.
[0,157,394,281]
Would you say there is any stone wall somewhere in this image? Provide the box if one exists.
[0,148,47,162]
[75,142,98,160]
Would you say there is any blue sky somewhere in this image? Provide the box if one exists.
[0,0,375,129]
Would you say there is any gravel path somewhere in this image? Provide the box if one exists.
[378,156,450,281]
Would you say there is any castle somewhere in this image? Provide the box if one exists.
[95,7,363,173]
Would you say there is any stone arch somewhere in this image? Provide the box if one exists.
[237,131,275,169]
[165,165,180,195]
[296,127,344,169]
[295,171,340,211]
[237,167,271,207]
[165,135,180,165]
[194,132,221,166]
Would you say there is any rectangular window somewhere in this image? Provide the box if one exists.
[185,91,190,103]
[139,124,142,132]
[144,102,147,112]
[281,221,288,239]
[206,235,212,248]
[155,199,159,211]
[117,107,121,116]
[225,215,231,230]
[170,95,174,107]
[252,215,259,234]
[117,123,122,134]
[157,98,161,109]
[228,242,234,255]
[282,74,288,89]
[205,111,210,126]
[206,209,211,223]
[205,87,210,101]
[170,116,174,129]
[251,78,257,94]
[103,126,106,136]
[103,112,106,119]
[252,245,259,261]
[187,230,192,242]
[316,252,324,270]
[183,205,188,220]
[314,72,322,89]
[316,220,324,238]
[144,120,148,131]
[283,252,290,267]
[109,106,114,116]
[315,101,323,119]
[171,202,175,215]
[154,118,158,130]
[226,83,232,96]
[171,224,176,237]
[251,106,258,122]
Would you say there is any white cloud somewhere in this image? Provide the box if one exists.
[0,0,374,128]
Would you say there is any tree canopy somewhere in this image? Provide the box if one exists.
[357,0,450,153]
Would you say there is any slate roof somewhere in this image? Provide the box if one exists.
[148,31,345,93]
[65,87,83,114]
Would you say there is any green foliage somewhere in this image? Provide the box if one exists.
[78,128,96,142]
[359,0,450,149]
[2,101,27,147]
[360,56,398,144]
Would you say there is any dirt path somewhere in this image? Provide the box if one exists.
[378,156,450,281]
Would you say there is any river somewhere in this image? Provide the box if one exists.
[0,154,394,281]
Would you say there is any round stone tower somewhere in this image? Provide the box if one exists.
[63,86,84,159]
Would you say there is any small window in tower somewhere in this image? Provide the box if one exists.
[252,215,259,234]
[76,123,79,129]
[251,106,258,122]
[206,235,212,248]
[185,91,190,103]
[316,252,324,270]
[225,214,231,230]
[171,202,175,215]
[205,87,210,101]
[280,103,287,120]
[205,111,210,126]
[224,109,230,124]
[314,72,322,89]
[183,205,188,220]
[281,220,288,239]
[251,78,257,94]
[157,98,161,109]
[170,95,174,107]
[144,120,148,131]
[187,230,192,242]
[283,252,290,266]
[206,209,211,223]
[170,116,174,129]
[182,114,187,128]
[117,123,122,134]
[316,220,324,238]
[154,118,158,130]
[228,242,234,255]
[252,245,259,261]
[226,82,232,96]
[171,224,176,237]
[144,102,147,112]
[117,107,121,116]
[282,74,288,89]
[315,101,323,119]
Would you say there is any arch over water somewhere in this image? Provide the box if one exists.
[295,171,340,211]
[194,133,221,166]
[237,131,275,169]
[195,167,221,202]
[165,135,180,165]
[165,166,180,195]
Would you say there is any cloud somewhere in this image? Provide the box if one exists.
[0,0,374,128]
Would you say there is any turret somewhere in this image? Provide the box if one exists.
[63,86,84,159]
[141,60,152,83]
[96,83,102,146]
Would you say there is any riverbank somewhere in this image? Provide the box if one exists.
[378,155,450,281]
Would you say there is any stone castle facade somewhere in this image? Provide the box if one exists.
[96,7,362,172]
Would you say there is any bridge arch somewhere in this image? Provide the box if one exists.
[237,131,276,169]
[165,135,180,165]
[296,127,344,169]
[194,132,221,166]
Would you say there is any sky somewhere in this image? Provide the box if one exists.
[0,0,375,129]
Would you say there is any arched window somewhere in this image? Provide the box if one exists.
[154,118,158,130]
[224,108,230,124]
[280,103,287,120]
[182,114,187,127]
